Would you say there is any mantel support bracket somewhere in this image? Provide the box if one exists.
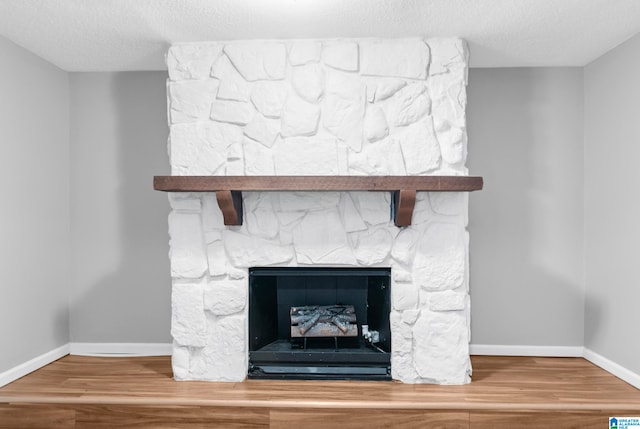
[393,190,417,227]
[216,190,243,226]
[216,189,418,227]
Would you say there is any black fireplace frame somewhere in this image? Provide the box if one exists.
[248,267,392,380]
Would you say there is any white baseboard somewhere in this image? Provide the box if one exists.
[69,342,172,357]
[470,344,584,357]
[583,348,640,390]
[0,344,70,388]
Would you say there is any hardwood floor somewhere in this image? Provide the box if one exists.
[1,355,639,428]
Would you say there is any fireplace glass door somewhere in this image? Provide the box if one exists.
[248,267,391,380]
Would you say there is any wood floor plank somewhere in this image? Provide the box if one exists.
[75,405,269,428]
[0,404,75,429]
[470,410,636,429]
[270,409,469,429]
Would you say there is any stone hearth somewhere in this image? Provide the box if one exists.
[165,37,472,384]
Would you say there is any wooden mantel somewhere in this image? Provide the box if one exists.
[153,175,483,227]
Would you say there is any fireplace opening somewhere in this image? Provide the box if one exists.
[248,267,391,380]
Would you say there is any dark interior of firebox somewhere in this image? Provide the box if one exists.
[248,267,391,380]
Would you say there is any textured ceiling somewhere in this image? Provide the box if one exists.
[0,0,639,71]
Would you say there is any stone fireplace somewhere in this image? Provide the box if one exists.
[164,37,473,384]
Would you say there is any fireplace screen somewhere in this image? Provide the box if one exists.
[248,267,391,380]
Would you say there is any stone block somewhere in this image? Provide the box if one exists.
[348,138,405,176]
[413,311,471,384]
[336,144,350,174]
[402,309,420,325]
[385,83,431,127]
[411,197,434,225]
[413,223,466,291]
[225,158,245,175]
[195,314,247,381]
[364,105,389,142]
[274,137,339,175]
[171,282,207,347]
[223,230,294,267]
[325,69,363,98]
[168,80,219,124]
[224,42,286,81]
[210,99,254,125]
[360,39,430,79]
[372,78,407,102]
[171,343,191,380]
[322,41,359,71]
[323,94,364,151]
[204,278,247,316]
[251,80,287,118]
[168,194,201,212]
[391,227,420,266]
[429,192,466,216]
[244,114,279,148]
[340,194,367,232]
[438,125,466,165]
[392,280,419,311]
[292,63,324,103]
[246,193,280,239]
[201,194,225,240]
[391,352,419,383]
[225,141,245,175]
[167,43,223,81]
[428,290,467,312]
[350,192,390,226]
[206,240,227,276]
[275,210,305,229]
[426,38,468,76]
[429,76,467,127]
[278,191,341,212]
[393,117,441,175]
[170,122,232,175]
[168,212,208,278]
[390,311,413,355]
[292,210,357,265]
[393,268,412,283]
[323,70,365,151]
[281,93,320,137]
[353,227,393,265]
[243,138,275,175]
[229,269,246,280]
[211,53,249,102]
[289,41,322,65]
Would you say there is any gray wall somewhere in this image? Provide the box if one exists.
[467,68,585,347]
[69,72,171,342]
[0,36,70,372]
[584,33,640,374]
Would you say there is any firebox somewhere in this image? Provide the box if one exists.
[248,267,391,380]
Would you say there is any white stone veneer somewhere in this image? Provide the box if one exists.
[166,38,472,384]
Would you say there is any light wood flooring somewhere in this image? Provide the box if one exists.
[1,355,639,428]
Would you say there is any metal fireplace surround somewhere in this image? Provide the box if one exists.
[248,267,392,380]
